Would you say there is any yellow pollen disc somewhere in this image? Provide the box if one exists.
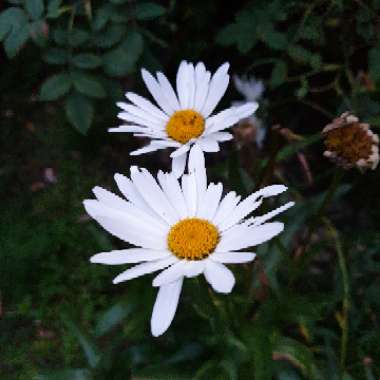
[167,218,219,260]
[166,110,205,144]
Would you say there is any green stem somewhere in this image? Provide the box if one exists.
[324,219,350,374]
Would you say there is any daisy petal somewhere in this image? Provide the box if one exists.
[183,260,205,278]
[213,191,241,226]
[194,62,211,112]
[197,183,223,220]
[153,260,188,287]
[216,222,284,252]
[204,261,235,293]
[151,278,183,337]
[113,257,177,284]
[125,92,169,121]
[156,72,181,110]
[211,251,256,264]
[141,68,175,115]
[247,201,295,226]
[198,137,220,152]
[90,249,171,265]
[172,153,187,178]
[188,144,207,198]
[176,60,190,109]
[201,62,230,117]
[170,143,191,158]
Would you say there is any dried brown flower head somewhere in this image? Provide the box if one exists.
[322,112,379,171]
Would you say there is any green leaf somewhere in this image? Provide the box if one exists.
[39,73,71,101]
[250,327,273,380]
[47,0,63,19]
[92,24,126,48]
[62,315,100,368]
[369,43,380,82]
[0,7,28,42]
[270,61,287,88]
[135,2,166,20]
[4,23,30,58]
[288,44,312,64]
[71,71,106,98]
[67,29,89,47]
[43,48,68,64]
[72,53,102,69]
[25,0,44,20]
[94,303,134,337]
[37,368,92,380]
[273,337,316,379]
[258,23,287,50]
[103,30,143,77]
[65,93,94,134]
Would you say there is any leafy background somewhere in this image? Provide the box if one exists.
[1,0,380,379]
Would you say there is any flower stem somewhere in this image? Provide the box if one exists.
[324,219,350,373]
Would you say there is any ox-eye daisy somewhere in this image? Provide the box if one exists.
[84,147,293,337]
[110,61,258,177]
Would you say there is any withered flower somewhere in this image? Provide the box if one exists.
[322,112,379,171]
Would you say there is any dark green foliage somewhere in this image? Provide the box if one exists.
[2,0,380,379]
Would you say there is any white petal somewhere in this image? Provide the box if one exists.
[170,143,191,158]
[141,68,175,115]
[125,92,169,121]
[151,278,183,337]
[131,168,178,224]
[92,186,130,212]
[198,137,220,152]
[188,144,207,199]
[156,72,181,110]
[176,60,190,109]
[152,260,188,287]
[114,173,158,218]
[117,111,163,129]
[113,257,177,284]
[158,172,188,218]
[181,173,197,216]
[204,261,235,293]
[210,131,233,142]
[247,201,295,226]
[183,260,205,278]
[194,62,211,112]
[201,62,230,117]
[171,153,187,178]
[218,198,262,232]
[216,222,284,252]
[90,249,171,265]
[130,140,179,156]
[197,182,223,221]
[185,63,196,109]
[211,251,256,264]
[213,191,241,226]
[117,103,164,128]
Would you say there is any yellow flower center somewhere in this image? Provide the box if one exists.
[324,123,373,163]
[166,110,205,144]
[167,218,219,260]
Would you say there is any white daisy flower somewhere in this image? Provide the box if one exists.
[110,61,258,177]
[84,146,294,337]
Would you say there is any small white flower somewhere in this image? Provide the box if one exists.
[84,146,293,337]
[233,75,264,103]
[233,75,266,148]
[110,61,258,177]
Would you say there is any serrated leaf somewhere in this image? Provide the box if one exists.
[71,71,106,98]
[25,0,44,20]
[4,23,30,58]
[72,53,102,69]
[43,48,68,64]
[135,2,166,20]
[94,303,134,337]
[39,72,71,101]
[65,93,94,134]
[102,30,143,77]
[270,61,287,88]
